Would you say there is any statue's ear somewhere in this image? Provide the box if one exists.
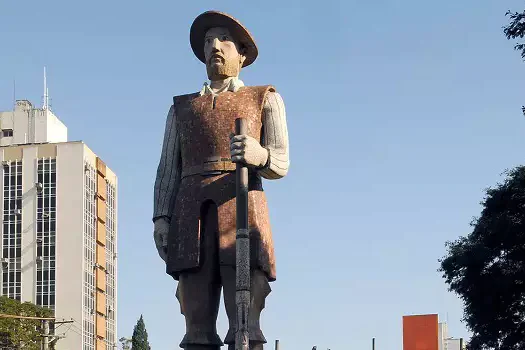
[238,45,247,66]
[239,54,247,67]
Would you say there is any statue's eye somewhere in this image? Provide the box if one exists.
[221,35,229,41]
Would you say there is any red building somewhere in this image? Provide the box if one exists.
[402,314,439,350]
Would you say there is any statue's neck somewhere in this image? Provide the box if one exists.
[209,76,236,93]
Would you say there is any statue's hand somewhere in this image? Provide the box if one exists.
[153,217,170,263]
[229,134,268,168]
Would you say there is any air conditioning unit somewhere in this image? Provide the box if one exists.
[35,182,43,192]
[14,209,22,215]
[36,256,43,263]
[0,258,8,264]
[42,212,50,218]
[1,161,9,166]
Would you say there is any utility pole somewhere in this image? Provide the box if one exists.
[43,320,50,350]
[0,314,72,348]
[43,319,73,348]
[42,319,73,349]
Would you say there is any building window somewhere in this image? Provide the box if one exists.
[2,161,22,301]
[105,181,117,349]
[36,158,56,311]
[2,129,13,137]
[83,162,97,350]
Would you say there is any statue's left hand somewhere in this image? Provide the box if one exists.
[230,134,268,167]
[153,218,170,263]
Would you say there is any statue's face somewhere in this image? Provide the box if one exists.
[204,27,246,80]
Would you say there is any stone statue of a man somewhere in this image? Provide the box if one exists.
[152,11,290,350]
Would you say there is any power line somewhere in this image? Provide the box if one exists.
[0,313,55,321]
[0,314,75,349]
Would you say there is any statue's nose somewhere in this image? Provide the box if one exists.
[212,38,221,50]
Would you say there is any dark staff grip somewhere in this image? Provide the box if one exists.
[235,118,249,232]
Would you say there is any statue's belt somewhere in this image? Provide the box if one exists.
[181,157,236,178]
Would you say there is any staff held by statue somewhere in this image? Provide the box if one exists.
[235,117,250,350]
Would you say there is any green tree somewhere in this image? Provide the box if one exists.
[131,315,151,350]
[504,9,525,60]
[439,166,525,350]
[503,8,525,116]
[0,296,53,350]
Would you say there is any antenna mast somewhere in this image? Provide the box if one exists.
[13,79,16,111]
[43,67,49,110]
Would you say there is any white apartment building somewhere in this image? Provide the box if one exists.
[439,322,465,350]
[438,322,448,350]
[0,98,117,350]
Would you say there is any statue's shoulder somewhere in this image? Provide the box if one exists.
[242,85,277,93]
[172,92,200,106]
[239,85,277,104]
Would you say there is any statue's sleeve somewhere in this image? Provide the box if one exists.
[153,104,182,222]
[258,91,290,179]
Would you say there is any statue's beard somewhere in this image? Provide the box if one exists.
[206,58,241,80]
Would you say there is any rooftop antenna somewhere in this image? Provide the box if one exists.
[10,79,16,127]
[43,67,49,111]
[13,79,16,111]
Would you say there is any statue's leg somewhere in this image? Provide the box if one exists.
[177,203,223,350]
[221,267,272,350]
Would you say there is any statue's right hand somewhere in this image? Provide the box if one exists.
[153,218,170,263]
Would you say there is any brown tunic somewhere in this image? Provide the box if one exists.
[166,85,277,282]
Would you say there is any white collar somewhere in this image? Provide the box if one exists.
[199,77,245,96]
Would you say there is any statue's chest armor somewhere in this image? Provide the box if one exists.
[175,86,269,168]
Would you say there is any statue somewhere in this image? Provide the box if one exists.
[152,10,290,350]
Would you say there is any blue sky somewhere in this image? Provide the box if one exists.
[1,0,525,349]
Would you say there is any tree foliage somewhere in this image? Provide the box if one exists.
[439,166,525,350]
[503,9,525,117]
[0,296,53,350]
[504,9,525,60]
[131,315,151,350]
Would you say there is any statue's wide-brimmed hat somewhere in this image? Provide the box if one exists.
[190,11,258,67]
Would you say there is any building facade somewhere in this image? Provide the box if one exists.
[438,322,465,350]
[438,322,448,350]
[403,314,439,350]
[0,100,117,350]
[444,338,465,350]
[403,314,465,350]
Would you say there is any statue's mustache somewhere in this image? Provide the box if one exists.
[208,53,225,64]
